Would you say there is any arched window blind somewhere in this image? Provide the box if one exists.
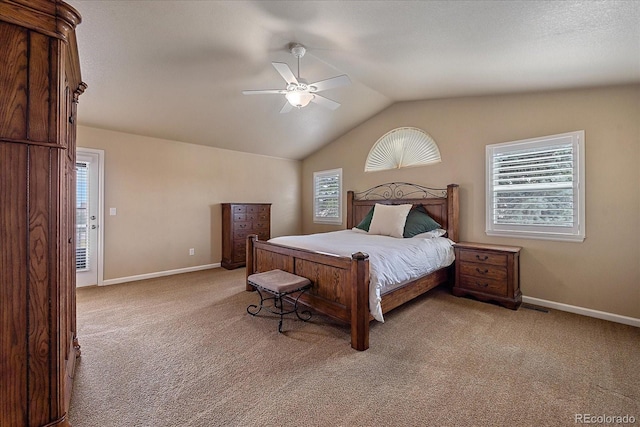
[365,127,441,172]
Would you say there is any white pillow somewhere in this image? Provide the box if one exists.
[412,228,447,239]
[368,203,413,238]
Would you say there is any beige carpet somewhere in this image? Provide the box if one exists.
[69,268,639,426]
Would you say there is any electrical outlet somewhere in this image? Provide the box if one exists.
[189,248,195,256]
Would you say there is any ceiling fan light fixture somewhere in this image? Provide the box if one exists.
[285,91,314,108]
[242,42,350,112]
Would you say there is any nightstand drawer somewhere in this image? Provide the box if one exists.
[459,263,507,281]
[458,275,507,297]
[459,250,507,266]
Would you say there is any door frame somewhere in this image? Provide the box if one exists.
[76,147,105,286]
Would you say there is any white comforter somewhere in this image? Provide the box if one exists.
[268,230,455,322]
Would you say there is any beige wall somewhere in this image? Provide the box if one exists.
[302,84,640,319]
[77,126,302,280]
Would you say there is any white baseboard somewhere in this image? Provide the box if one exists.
[101,263,221,286]
[522,296,640,328]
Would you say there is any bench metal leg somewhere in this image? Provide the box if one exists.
[246,284,312,333]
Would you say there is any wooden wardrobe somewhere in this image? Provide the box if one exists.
[0,1,85,426]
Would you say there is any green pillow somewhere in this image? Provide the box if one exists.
[403,205,441,238]
[355,206,375,231]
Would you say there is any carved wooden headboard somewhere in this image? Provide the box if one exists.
[346,182,459,242]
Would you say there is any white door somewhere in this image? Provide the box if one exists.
[76,149,104,287]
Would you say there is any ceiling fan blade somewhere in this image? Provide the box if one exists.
[272,62,299,85]
[242,89,287,95]
[280,102,294,114]
[309,74,351,92]
[311,94,341,110]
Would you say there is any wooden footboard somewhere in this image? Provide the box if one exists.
[246,235,371,350]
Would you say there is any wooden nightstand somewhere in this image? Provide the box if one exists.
[452,242,522,309]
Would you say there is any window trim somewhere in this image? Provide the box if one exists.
[485,130,585,242]
[313,168,343,225]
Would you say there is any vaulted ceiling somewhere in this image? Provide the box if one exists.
[66,0,640,160]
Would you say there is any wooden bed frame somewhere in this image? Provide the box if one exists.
[246,182,459,351]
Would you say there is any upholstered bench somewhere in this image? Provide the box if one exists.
[246,269,313,333]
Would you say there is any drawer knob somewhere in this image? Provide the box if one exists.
[475,282,489,288]
[475,254,489,261]
[476,268,489,274]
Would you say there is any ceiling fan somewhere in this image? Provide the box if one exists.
[243,43,351,113]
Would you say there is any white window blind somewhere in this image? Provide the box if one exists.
[486,131,585,242]
[313,168,342,224]
[76,162,90,270]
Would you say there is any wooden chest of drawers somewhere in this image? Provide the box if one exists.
[222,203,271,269]
[452,242,521,309]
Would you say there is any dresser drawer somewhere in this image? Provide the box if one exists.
[232,205,246,214]
[246,213,270,222]
[233,222,251,239]
[232,240,246,262]
[253,221,269,231]
[459,262,507,281]
[234,221,251,231]
[248,205,269,214]
[233,222,252,239]
[459,249,507,266]
[234,229,251,239]
[458,275,507,297]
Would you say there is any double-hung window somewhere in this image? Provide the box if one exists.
[486,130,585,242]
[313,168,342,224]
